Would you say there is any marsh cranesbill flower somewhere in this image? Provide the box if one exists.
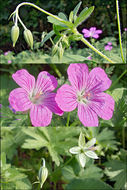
[105,42,113,51]
[9,69,63,127]
[4,51,11,56]
[124,28,127,31]
[55,64,115,127]
[69,132,98,167]
[82,27,102,39]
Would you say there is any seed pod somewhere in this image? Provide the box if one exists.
[38,166,48,188]
[11,25,19,47]
[58,43,64,61]
[24,29,33,49]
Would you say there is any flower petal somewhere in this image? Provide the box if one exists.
[9,88,32,111]
[55,84,77,112]
[69,146,81,154]
[88,67,112,92]
[92,34,99,39]
[85,150,98,159]
[67,64,89,91]
[35,71,57,93]
[79,153,86,167]
[82,29,90,34]
[12,69,35,93]
[95,30,102,34]
[43,92,63,116]
[30,105,52,127]
[85,138,96,148]
[90,92,115,120]
[78,104,98,127]
[90,27,96,32]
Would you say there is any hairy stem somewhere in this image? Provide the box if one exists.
[66,112,70,127]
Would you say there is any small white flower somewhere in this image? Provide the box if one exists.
[69,132,98,167]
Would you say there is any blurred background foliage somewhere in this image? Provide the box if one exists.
[0,0,126,53]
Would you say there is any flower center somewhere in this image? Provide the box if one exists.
[29,89,44,105]
[77,90,92,104]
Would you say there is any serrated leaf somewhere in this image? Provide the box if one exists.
[74,6,94,27]
[58,12,68,21]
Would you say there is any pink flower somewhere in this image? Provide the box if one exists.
[104,45,113,51]
[124,28,127,31]
[8,60,12,64]
[4,51,11,56]
[87,56,92,60]
[107,42,112,46]
[82,27,102,39]
[55,64,115,127]
[9,69,63,127]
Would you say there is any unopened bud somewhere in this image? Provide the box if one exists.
[62,35,69,48]
[24,29,33,49]
[52,44,58,56]
[58,43,64,60]
[38,158,48,188]
[11,25,19,47]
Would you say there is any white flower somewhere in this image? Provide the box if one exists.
[69,132,98,167]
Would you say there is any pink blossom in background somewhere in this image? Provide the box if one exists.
[4,51,11,56]
[55,64,115,127]
[9,69,63,127]
[87,56,92,60]
[104,42,113,51]
[8,60,12,64]
[82,27,102,39]
[124,28,127,31]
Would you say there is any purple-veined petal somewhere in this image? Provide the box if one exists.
[12,69,35,93]
[35,71,57,93]
[82,28,90,34]
[69,146,81,154]
[9,88,32,111]
[90,92,115,120]
[55,84,77,112]
[88,67,112,92]
[67,64,89,91]
[79,153,86,167]
[43,92,63,116]
[85,150,98,159]
[30,104,52,127]
[78,104,98,127]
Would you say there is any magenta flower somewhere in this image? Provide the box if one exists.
[8,60,12,64]
[124,28,127,31]
[9,69,63,127]
[4,51,11,56]
[82,27,102,39]
[55,64,115,127]
[87,56,92,60]
[104,42,113,51]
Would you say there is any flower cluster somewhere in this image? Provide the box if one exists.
[82,27,102,39]
[9,64,115,127]
[105,42,113,51]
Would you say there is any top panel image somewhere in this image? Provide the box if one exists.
[0,0,126,64]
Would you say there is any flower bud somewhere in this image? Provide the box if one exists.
[24,29,33,49]
[11,25,19,47]
[58,43,64,61]
[52,44,58,56]
[38,158,48,188]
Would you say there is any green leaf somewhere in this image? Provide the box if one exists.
[73,2,82,17]
[41,30,55,46]
[69,34,83,41]
[58,12,68,21]
[74,6,94,27]
[65,178,113,190]
[111,88,125,103]
[104,156,127,190]
[47,16,73,28]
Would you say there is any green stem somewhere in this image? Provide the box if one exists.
[50,64,62,78]
[110,69,127,90]
[116,0,125,63]
[17,14,27,30]
[15,2,65,24]
[66,112,70,127]
[81,36,114,63]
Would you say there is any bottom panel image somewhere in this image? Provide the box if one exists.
[0,63,126,128]
[1,127,126,190]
